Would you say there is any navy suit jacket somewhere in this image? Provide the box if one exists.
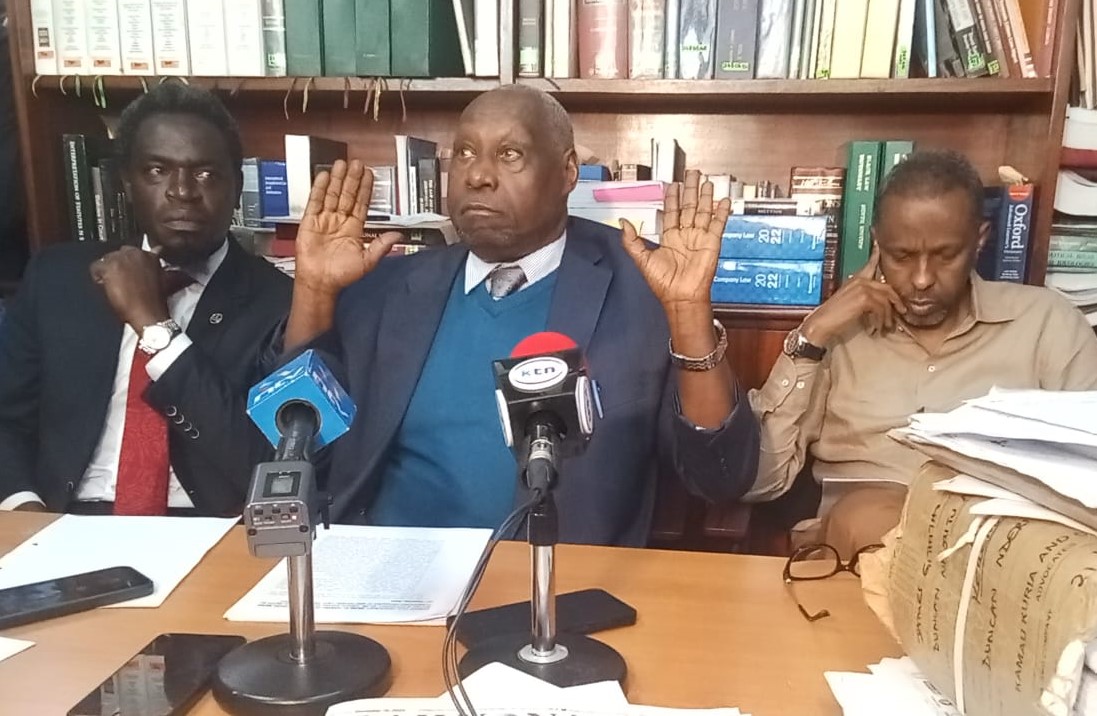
[312,216,760,546]
[0,239,292,513]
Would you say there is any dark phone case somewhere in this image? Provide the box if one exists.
[449,588,637,649]
[0,566,154,630]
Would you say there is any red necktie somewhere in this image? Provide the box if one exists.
[112,347,170,516]
[112,270,194,516]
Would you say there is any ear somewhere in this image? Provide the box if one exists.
[975,220,991,253]
[563,148,579,194]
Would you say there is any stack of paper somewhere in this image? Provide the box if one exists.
[225,525,491,624]
[328,662,749,716]
[826,657,960,716]
[892,388,1097,530]
[568,182,665,242]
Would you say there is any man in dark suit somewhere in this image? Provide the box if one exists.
[0,83,291,515]
[284,85,759,546]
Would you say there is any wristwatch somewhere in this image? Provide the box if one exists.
[783,325,827,361]
[137,319,182,356]
[668,319,728,372]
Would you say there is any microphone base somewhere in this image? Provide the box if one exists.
[212,631,391,716]
[459,632,626,688]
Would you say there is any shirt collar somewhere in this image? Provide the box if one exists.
[969,273,1023,324]
[140,235,229,287]
[464,232,567,294]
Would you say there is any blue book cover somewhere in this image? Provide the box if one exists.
[711,259,824,305]
[259,160,290,226]
[578,164,613,181]
[720,215,828,260]
[994,184,1033,283]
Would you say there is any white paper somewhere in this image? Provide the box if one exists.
[932,475,1021,501]
[0,515,237,608]
[968,498,1097,537]
[225,525,491,624]
[329,703,741,716]
[827,657,959,716]
[910,402,1097,448]
[0,636,33,663]
[967,388,1097,437]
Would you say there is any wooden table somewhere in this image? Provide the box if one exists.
[0,513,900,715]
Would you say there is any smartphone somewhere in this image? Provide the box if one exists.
[449,588,636,649]
[0,566,154,630]
[68,633,246,716]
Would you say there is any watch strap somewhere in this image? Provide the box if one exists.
[668,319,729,372]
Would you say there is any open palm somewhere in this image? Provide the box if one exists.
[622,170,730,308]
[295,159,401,294]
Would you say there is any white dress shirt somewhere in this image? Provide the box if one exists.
[0,238,229,511]
[464,233,566,296]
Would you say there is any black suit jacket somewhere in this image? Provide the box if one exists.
[308,217,760,546]
[0,238,292,514]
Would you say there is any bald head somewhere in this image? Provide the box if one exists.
[461,85,575,158]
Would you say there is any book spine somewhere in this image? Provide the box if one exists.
[223,0,265,76]
[61,135,92,242]
[893,0,918,77]
[150,0,191,75]
[1048,251,1097,270]
[839,141,882,281]
[98,157,125,243]
[553,0,578,77]
[259,160,289,223]
[261,0,288,76]
[711,259,824,305]
[630,0,667,79]
[417,158,441,214]
[814,0,837,78]
[787,0,806,78]
[321,0,357,76]
[117,0,157,75]
[933,0,964,76]
[970,0,1002,76]
[994,183,1033,283]
[942,0,989,76]
[678,0,718,79]
[664,0,681,77]
[369,166,397,214]
[90,167,107,243]
[720,216,828,260]
[518,0,544,77]
[545,0,555,74]
[577,0,629,79]
[881,140,915,178]
[474,0,501,76]
[241,158,262,228]
[1000,0,1035,77]
[829,0,868,78]
[861,0,902,79]
[987,0,1020,76]
[800,0,818,79]
[355,0,391,76]
[715,0,759,79]
[29,0,59,74]
[85,0,123,74]
[186,0,228,76]
[285,0,324,76]
[912,0,939,77]
[54,0,89,73]
[755,0,794,78]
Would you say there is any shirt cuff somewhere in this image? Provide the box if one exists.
[0,491,45,511]
[146,334,193,381]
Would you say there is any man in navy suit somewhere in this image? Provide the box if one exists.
[284,85,758,546]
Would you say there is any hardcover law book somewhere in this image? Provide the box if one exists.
[259,160,289,222]
[284,135,348,218]
[518,0,544,77]
[186,0,228,76]
[551,0,578,77]
[790,166,844,299]
[285,0,324,76]
[391,1,464,77]
[720,215,828,260]
[934,0,965,76]
[322,0,357,76]
[29,0,58,74]
[85,0,123,74]
[814,0,837,78]
[711,259,824,305]
[150,0,190,75]
[224,0,265,76]
[912,0,939,77]
[941,0,989,76]
[356,0,391,76]
[474,0,500,76]
[839,141,883,281]
[664,0,681,77]
[394,136,438,215]
[714,0,759,79]
[117,0,156,75]
[678,0,718,79]
[829,0,869,78]
[630,0,667,79]
[787,0,806,78]
[578,0,629,79]
[61,134,111,243]
[261,0,288,76]
[970,0,1003,76]
[1000,0,1036,77]
[860,0,901,79]
[755,0,794,78]
[799,0,817,79]
[893,0,918,77]
[54,0,89,73]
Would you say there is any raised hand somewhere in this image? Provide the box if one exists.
[620,170,730,310]
[801,245,907,346]
[294,159,401,296]
[90,245,171,331]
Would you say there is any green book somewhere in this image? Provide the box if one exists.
[286,0,324,76]
[839,140,884,281]
[1048,250,1097,270]
[881,140,915,180]
[391,0,464,78]
[322,0,357,76]
[355,0,391,76]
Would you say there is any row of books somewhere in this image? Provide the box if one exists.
[27,0,464,78]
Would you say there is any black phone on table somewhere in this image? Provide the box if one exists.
[67,633,247,716]
[0,566,154,630]
[448,588,636,649]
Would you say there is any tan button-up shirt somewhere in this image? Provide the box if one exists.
[744,276,1097,501]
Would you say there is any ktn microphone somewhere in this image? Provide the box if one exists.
[493,332,597,492]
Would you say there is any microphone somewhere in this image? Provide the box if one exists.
[493,332,596,493]
[246,349,356,458]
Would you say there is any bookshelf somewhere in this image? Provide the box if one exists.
[4,0,1083,551]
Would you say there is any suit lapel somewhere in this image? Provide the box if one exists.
[188,238,251,346]
[547,218,611,351]
[357,246,470,474]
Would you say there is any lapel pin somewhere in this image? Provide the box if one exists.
[209,312,224,325]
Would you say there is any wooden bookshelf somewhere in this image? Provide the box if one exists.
[4,0,1082,552]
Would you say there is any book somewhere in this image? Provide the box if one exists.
[839,141,883,281]
[224,0,265,76]
[355,0,391,76]
[284,135,348,218]
[452,0,476,75]
[861,0,901,79]
[578,0,629,79]
[912,0,939,77]
[241,158,263,228]
[29,0,58,74]
[118,0,157,75]
[664,0,681,77]
[881,140,915,178]
[369,166,397,214]
[62,135,111,243]
[799,0,818,79]
[755,0,794,78]
[790,166,844,299]
[970,0,1003,76]
[934,0,965,76]
[394,136,438,215]
[474,0,500,76]
[678,0,718,79]
[391,1,465,77]
[186,0,229,76]
[150,0,190,75]
[814,0,837,77]
[993,183,1033,282]
[54,0,89,73]
[551,0,578,77]
[630,0,667,79]
[720,215,828,260]
[85,0,123,74]
[285,0,324,76]
[321,0,356,76]
[893,0,918,77]
[999,0,1037,77]
[787,0,806,78]
[715,0,759,79]
[259,160,289,222]
[261,0,288,76]
[711,259,824,305]
[829,0,868,78]
[651,139,685,183]
[941,0,989,76]
[619,164,653,181]
[518,0,544,77]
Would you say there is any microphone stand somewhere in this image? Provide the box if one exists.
[213,411,391,716]
[459,424,627,687]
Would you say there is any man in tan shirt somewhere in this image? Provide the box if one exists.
[744,150,1097,555]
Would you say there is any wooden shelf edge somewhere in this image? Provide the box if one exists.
[23,75,502,95]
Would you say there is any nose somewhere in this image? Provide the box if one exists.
[166,168,199,202]
[464,154,498,191]
[912,256,935,291]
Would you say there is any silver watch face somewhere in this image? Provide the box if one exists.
[142,324,173,351]
[783,329,802,356]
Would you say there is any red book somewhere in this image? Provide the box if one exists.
[577,0,628,79]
